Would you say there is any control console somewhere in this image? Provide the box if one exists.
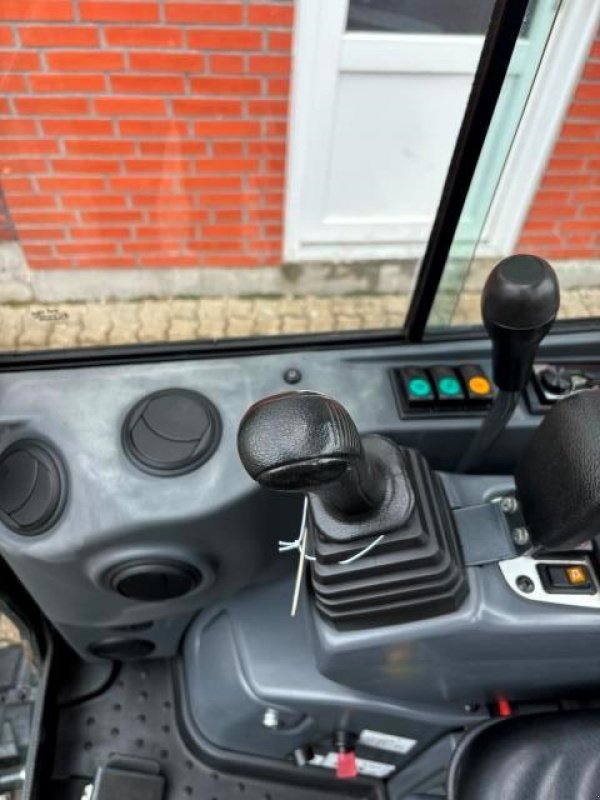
[394,363,494,417]
[237,391,467,627]
[237,255,569,630]
[182,255,600,774]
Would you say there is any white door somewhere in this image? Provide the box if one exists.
[284,0,591,263]
[285,0,494,262]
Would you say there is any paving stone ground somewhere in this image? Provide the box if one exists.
[0,288,598,351]
[0,614,20,645]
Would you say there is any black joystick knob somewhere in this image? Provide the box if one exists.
[459,255,560,473]
[482,254,560,392]
[237,391,385,516]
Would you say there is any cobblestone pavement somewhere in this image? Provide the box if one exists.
[0,614,21,645]
[0,288,598,350]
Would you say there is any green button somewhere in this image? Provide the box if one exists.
[408,377,432,398]
[438,376,461,397]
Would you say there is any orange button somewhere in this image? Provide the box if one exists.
[468,376,492,396]
[566,566,589,586]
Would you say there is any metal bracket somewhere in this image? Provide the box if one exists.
[499,554,600,609]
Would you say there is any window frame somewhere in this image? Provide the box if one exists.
[404,0,532,341]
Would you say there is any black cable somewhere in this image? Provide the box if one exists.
[458,390,520,473]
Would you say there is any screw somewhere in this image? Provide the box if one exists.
[516,575,534,594]
[500,496,518,514]
[512,527,531,547]
[262,708,280,730]
[283,367,302,384]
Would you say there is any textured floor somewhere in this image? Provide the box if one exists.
[51,659,367,800]
[0,288,598,351]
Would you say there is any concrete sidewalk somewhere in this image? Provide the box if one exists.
[1,287,598,351]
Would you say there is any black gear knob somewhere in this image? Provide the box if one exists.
[237,391,385,516]
[482,255,560,392]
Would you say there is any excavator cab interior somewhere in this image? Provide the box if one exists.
[0,1,599,799]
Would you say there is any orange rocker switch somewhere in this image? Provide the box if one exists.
[566,566,589,586]
[539,563,596,594]
[458,365,495,403]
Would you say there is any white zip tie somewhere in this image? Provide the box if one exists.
[290,510,308,617]
[278,542,316,561]
[338,534,385,564]
[279,498,385,566]
[278,497,316,560]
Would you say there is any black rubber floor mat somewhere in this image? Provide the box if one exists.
[52,659,369,800]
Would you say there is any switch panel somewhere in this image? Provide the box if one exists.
[500,554,600,609]
[394,364,494,417]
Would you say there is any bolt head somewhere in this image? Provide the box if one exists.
[500,496,518,514]
[512,527,530,546]
[516,575,534,594]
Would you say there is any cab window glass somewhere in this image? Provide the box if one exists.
[0,0,582,352]
[429,3,599,329]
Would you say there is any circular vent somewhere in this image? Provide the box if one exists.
[0,440,68,535]
[108,560,201,601]
[122,388,221,476]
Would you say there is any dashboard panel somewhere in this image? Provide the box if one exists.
[0,330,596,660]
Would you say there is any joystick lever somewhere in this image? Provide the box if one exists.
[482,254,560,393]
[237,391,468,626]
[237,391,385,517]
[459,254,560,472]
[238,391,385,516]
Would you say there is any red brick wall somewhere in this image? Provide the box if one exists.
[0,0,293,270]
[517,30,600,260]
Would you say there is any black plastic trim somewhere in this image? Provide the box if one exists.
[404,0,532,342]
[424,318,600,345]
[122,388,222,477]
[0,439,68,536]
[0,328,407,372]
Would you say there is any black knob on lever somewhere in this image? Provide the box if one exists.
[237,391,385,516]
[483,254,560,392]
[459,255,560,473]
